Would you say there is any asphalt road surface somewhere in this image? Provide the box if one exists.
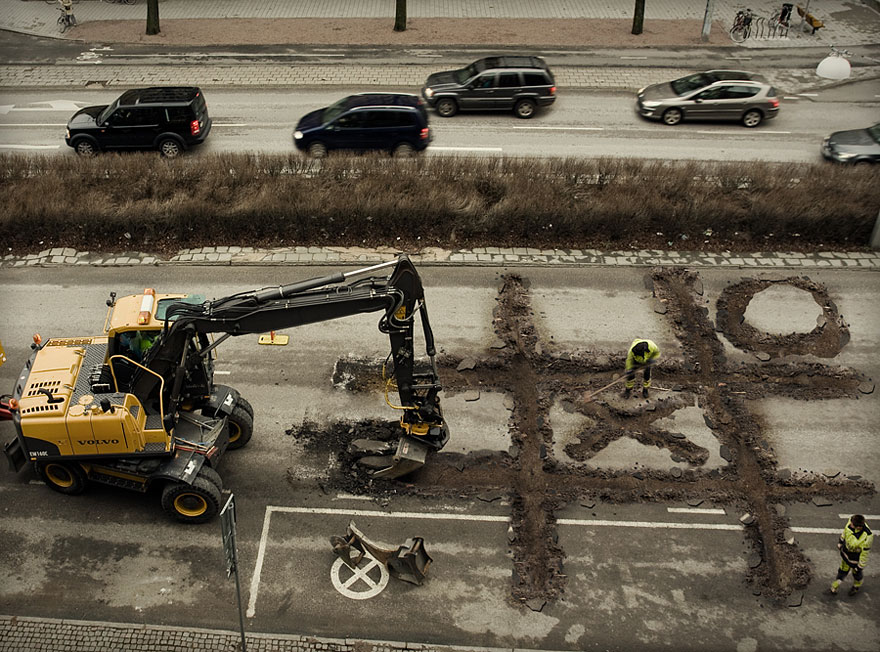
[1,88,878,161]
[0,263,878,651]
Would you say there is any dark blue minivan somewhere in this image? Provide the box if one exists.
[293,93,431,158]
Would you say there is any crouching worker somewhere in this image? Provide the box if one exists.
[624,339,660,399]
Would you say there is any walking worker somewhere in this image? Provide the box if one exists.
[831,514,872,596]
[624,339,660,398]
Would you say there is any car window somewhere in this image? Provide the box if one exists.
[725,86,760,99]
[322,96,352,124]
[695,87,726,100]
[497,72,521,88]
[335,112,363,129]
[361,111,412,128]
[110,108,161,127]
[868,125,880,144]
[671,73,712,96]
[98,99,120,125]
[474,74,497,89]
[165,106,192,123]
[523,72,548,86]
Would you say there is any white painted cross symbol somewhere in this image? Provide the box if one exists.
[330,551,389,600]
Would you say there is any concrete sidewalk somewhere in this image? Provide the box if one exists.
[3,0,880,48]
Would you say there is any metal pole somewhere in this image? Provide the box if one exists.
[233,561,248,652]
[701,0,716,42]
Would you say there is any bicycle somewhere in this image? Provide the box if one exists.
[768,3,792,36]
[729,8,753,43]
[57,1,77,34]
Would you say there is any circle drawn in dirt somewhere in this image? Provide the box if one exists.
[716,278,849,359]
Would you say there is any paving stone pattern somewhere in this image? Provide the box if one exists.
[3,246,879,269]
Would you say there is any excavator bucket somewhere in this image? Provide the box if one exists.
[330,521,433,585]
[369,435,430,479]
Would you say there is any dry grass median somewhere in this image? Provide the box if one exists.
[1,153,876,254]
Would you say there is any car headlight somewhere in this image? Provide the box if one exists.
[293,130,303,140]
[834,151,857,160]
[424,87,435,98]
[65,129,70,139]
[640,101,661,108]
[637,87,646,95]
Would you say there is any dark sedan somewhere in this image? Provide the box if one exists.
[822,124,880,164]
[636,70,779,128]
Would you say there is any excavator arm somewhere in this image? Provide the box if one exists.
[130,256,448,476]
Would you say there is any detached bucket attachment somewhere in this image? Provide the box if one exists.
[369,435,430,479]
[329,520,433,585]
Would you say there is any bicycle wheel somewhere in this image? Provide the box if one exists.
[57,15,68,34]
[729,26,746,43]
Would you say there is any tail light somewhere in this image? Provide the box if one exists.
[549,86,556,95]
[420,127,429,140]
[190,119,201,136]
[769,98,779,108]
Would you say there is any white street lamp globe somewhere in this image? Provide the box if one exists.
[816,55,851,80]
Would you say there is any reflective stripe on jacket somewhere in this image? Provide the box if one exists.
[839,520,873,568]
[625,339,660,371]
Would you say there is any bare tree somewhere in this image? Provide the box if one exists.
[394,0,407,32]
[146,0,160,36]
[632,0,645,35]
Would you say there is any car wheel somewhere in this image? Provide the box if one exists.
[73,139,97,156]
[662,108,683,126]
[159,138,182,158]
[393,142,415,158]
[514,99,537,119]
[853,160,872,166]
[161,477,221,524]
[742,109,763,128]
[436,98,458,118]
[308,141,328,158]
[37,461,87,495]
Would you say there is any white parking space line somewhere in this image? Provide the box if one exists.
[214,370,231,375]
[0,144,60,149]
[667,507,726,515]
[212,123,248,127]
[799,93,819,97]
[245,504,864,618]
[620,56,648,60]
[0,123,67,127]
[695,130,791,135]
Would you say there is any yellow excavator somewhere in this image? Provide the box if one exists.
[2,256,448,523]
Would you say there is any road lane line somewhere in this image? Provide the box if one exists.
[837,513,880,520]
[429,146,503,152]
[799,93,819,97]
[0,144,60,149]
[0,123,67,127]
[558,518,742,530]
[790,527,843,534]
[620,56,648,60]
[213,370,231,375]
[212,123,248,127]
[696,130,791,135]
[667,507,726,515]
[512,126,603,131]
[270,505,509,521]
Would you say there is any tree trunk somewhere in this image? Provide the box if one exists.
[631,0,645,35]
[146,0,160,36]
[394,0,407,32]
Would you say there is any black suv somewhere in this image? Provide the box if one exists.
[421,56,556,119]
[65,87,211,158]
[293,93,431,158]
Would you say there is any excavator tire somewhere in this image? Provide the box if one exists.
[237,396,254,419]
[161,477,221,524]
[36,461,88,495]
[226,404,254,450]
[197,465,223,492]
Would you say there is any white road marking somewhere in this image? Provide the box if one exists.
[334,493,375,501]
[620,56,648,60]
[0,123,66,127]
[245,504,861,617]
[667,507,726,515]
[212,123,248,127]
[695,130,790,135]
[107,52,345,58]
[330,552,389,600]
[0,100,87,115]
[783,97,801,100]
[213,370,231,375]
[511,126,603,131]
[429,146,503,153]
[0,144,60,150]
[838,514,880,520]
[799,93,819,97]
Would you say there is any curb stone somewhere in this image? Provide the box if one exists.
[2,247,879,269]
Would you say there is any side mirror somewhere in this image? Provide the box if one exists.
[694,97,703,103]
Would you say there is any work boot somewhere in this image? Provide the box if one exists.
[848,585,860,596]
[642,387,649,399]
[830,581,839,595]
[623,386,631,399]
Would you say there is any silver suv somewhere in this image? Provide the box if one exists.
[636,70,779,128]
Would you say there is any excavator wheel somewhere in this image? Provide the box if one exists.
[237,396,254,419]
[36,461,88,495]
[197,465,223,492]
[161,477,221,524]
[226,404,254,450]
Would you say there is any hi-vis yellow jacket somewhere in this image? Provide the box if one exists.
[625,339,660,371]
[839,519,873,568]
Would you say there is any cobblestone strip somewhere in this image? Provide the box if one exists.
[2,247,879,269]
[0,614,534,652]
